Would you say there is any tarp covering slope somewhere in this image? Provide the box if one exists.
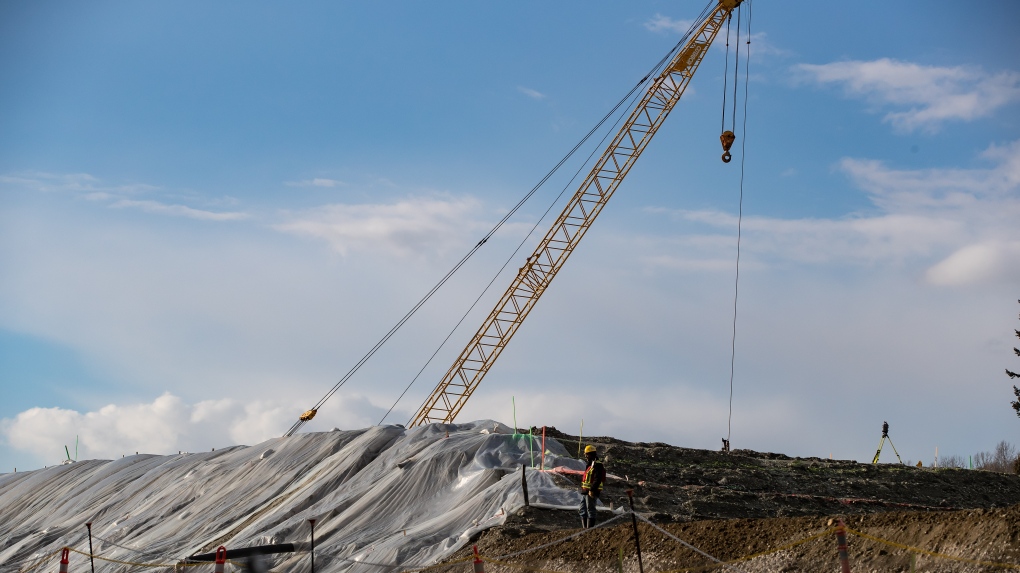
[0,421,587,572]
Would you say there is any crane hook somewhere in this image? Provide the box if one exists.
[719,130,735,163]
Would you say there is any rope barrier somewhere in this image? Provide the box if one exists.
[480,556,574,573]
[65,547,223,568]
[92,533,177,559]
[633,514,731,569]
[494,513,629,560]
[475,513,830,573]
[654,527,836,573]
[462,524,832,573]
[845,527,1020,570]
[11,514,1020,573]
[6,548,64,573]
[399,555,477,573]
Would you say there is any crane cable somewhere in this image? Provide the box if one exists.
[720,12,731,134]
[288,2,717,437]
[385,58,651,427]
[285,107,612,436]
[726,0,752,450]
[381,94,632,426]
[380,6,717,425]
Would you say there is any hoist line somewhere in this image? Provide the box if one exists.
[727,0,752,447]
[720,15,731,134]
[731,6,741,133]
[290,6,716,437]
[382,9,715,426]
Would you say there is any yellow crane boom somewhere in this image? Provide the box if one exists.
[409,0,743,427]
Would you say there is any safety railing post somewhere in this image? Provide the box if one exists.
[521,464,530,506]
[835,519,851,573]
[85,522,95,573]
[214,546,227,573]
[540,426,546,470]
[59,547,69,573]
[473,544,485,573]
[309,519,316,573]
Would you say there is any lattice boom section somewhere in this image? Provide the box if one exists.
[409,4,733,427]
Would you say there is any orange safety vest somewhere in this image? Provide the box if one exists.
[581,460,605,492]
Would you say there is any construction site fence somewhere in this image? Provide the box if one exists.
[5,512,1019,573]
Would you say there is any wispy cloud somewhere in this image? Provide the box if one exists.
[1,172,250,222]
[0,172,157,194]
[517,86,546,100]
[795,58,1020,132]
[274,195,485,257]
[741,31,786,58]
[285,178,345,188]
[111,199,249,221]
[644,14,693,34]
[644,14,784,59]
[644,140,1020,286]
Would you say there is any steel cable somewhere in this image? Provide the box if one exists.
[292,1,716,436]
[726,0,752,449]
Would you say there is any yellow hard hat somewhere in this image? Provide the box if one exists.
[584,445,597,454]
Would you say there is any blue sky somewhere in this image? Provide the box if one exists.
[2,1,1019,472]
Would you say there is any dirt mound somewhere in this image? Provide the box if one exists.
[439,428,1020,572]
[542,426,1020,521]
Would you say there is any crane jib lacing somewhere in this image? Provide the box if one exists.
[409,0,746,428]
[286,0,752,437]
[283,3,720,437]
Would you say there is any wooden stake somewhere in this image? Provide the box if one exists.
[577,419,584,458]
[86,522,95,573]
[309,519,316,573]
[626,490,644,573]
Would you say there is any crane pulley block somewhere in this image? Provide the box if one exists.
[720,130,736,163]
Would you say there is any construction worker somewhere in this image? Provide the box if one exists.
[579,444,605,528]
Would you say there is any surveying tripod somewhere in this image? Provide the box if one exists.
[871,421,903,464]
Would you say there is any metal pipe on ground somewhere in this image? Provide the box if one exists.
[185,543,310,563]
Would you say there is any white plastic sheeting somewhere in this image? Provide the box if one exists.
[0,421,589,572]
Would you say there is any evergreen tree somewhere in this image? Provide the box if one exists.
[1008,299,1020,418]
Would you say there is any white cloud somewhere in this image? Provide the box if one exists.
[742,31,786,58]
[285,178,345,188]
[644,14,694,35]
[274,195,485,257]
[643,140,1020,285]
[0,392,388,464]
[925,241,1020,286]
[111,199,249,221]
[517,86,546,100]
[795,58,1020,132]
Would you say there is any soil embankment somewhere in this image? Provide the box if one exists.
[443,428,1020,572]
